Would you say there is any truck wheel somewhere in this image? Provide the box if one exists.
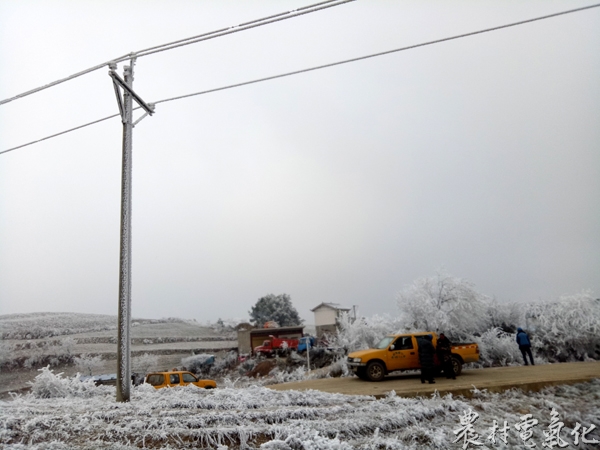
[451,357,463,376]
[356,367,368,380]
[365,361,385,382]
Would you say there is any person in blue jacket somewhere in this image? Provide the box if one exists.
[516,327,534,365]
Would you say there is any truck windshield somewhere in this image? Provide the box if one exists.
[375,336,395,349]
[182,373,197,383]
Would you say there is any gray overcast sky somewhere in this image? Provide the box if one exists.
[1,1,599,325]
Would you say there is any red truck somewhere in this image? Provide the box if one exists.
[254,336,299,357]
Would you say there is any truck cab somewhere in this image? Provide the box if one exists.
[254,336,299,357]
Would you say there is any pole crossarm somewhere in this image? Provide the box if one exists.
[109,69,155,117]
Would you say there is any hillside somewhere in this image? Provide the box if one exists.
[0,312,237,398]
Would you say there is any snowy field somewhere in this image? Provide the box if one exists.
[0,313,237,398]
[2,291,599,449]
[1,368,599,449]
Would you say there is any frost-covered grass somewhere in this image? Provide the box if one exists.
[1,367,599,449]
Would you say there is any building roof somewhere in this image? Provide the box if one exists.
[310,302,352,312]
[249,325,304,336]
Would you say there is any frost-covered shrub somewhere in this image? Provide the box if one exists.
[211,317,244,334]
[23,348,46,370]
[471,328,523,367]
[210,351,239,376]
[181,354,215,374]
[28,366,112,399]
[73,353,104,376]
[58,336,76,356]
[268,366,309,384]
[0,342,19,371]
[487,299,523,333]
[1,336,75,371]
[238,357,257,375]
[157,317,187,323]
[396,271,491,339]
[260,427,353,449]
[132,352,158,374]
[526,291,600,362]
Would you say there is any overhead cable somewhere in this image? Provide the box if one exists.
[0,0,355,107]
[2,2,599,156]
[132,0,355,59]
[155,2,600,105]
[0,114,121,155]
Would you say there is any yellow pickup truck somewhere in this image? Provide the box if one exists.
[145,371,216,389]
[347,332,479,382]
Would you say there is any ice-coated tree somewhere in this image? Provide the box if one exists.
[133,353,159,374]
[335,312,404,352]
[396,270,490,338]
[73,353,104,376]
[525,290,600,361]
[249,294,303,327]
[487,299,523,333]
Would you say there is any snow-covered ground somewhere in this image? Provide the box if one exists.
[2,300,599,449]
[1,368,599,449]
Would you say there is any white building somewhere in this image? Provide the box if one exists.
[311,302,353,338]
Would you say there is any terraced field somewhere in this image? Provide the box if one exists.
[0,313,237,398]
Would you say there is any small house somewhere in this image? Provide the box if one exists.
[311,302,352,338]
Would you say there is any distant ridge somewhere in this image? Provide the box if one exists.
[0,312,191,340]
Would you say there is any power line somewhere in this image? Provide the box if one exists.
[154,1,600,105]
[0,0,355,107]
[2,2,599,157]
[133,0,355,60]
[134,0,345,57]
[0,114,121,155]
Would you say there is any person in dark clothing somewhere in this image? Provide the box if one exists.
[437,333,456,379]
[516,327,534,365]
[417,334,436,384]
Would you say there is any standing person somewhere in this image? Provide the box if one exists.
[437,333,456,379]
[516,327,534,365]
[417,334,436,384]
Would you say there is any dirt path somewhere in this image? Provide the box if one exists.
[268,361,600,398]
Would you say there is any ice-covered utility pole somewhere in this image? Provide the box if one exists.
[109,58,154,402]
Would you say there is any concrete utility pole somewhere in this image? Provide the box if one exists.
[109,58,154,402]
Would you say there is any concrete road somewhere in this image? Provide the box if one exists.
[269,361,600,398]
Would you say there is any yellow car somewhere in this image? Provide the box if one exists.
[145,371,216,389]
